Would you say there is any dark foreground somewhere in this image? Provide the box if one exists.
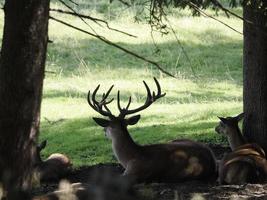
[31,144,267,200]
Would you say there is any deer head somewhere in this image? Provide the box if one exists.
[215,113,245,150]
[88,77,166,140]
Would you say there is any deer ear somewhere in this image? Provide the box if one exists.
[93,117,110,127]
[235,112,244,122]
[126,115,141,125]
[38,140,47,151]
[218,116,227,124]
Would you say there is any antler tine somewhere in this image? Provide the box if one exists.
[103,104,112,114]
[87,90,98,112]
[87,85,114,118]
[117,91,123,112]
[143,80,152,101]
[103,85,114,101]
[118,78,165,117]
[125,96,132,110]
[153,77,166,98]
[91,84,101,105]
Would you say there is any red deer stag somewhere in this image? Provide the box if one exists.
[88,78,217,182]
[215,113,267,184]
[34,140,72,182]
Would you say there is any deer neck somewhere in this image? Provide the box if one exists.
[110,127,140,168]
[228,127,246,150]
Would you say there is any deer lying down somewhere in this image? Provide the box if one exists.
[219,143,267,184]
[215,113,267,184]
[88,78,217,182]
[34,140,72,182]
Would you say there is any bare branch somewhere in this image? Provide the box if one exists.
[117,0,131,7]
[66,0,78,6]
[50,8,137,38]
[50,8,102,26]
[210,0,267,33]
[49,16,177,78]
[189,2,243,35]
[57,0,102,38]
[211,0,248,22]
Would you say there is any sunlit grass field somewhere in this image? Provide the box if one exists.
[1,2,243,166]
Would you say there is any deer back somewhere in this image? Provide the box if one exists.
[219,143,267,184]
[120,140,217,182]
[39,153,72,181]
[34,141,72,182]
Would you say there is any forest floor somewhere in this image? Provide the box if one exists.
[32,144,267,200]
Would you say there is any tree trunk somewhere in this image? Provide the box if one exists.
[0,0,49,192]
[243,4,267,152]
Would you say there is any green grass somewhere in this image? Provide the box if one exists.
[0,4,243,166]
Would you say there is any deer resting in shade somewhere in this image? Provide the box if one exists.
[34,140,72,182]
[215,113,267,184]
[88,78,217,182]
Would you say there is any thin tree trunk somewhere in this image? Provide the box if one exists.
[0,0,49,192]
[243,4,267,152]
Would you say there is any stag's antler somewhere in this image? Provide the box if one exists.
[87,85,115,118]
[118,77,166,118]
[88,78,166,118]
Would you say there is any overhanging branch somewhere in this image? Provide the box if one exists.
[49,16,177,78]
[189,2,243,35]
[50,8,137,38]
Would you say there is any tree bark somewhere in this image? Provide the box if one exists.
[243,4,267,152]
[0,0,49,192]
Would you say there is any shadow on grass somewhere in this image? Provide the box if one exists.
[40,114,226,166]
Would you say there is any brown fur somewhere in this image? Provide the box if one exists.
[215,113,246,150]
[219,144,267,184]
[118,139,217,182]
[88,78,217,183]
[34,141,72,182]
[216,113,267,184]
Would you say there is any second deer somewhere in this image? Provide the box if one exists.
[215,113,267,184]
[88,78,217,182]
[34,140,72,182]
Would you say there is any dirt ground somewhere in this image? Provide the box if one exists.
[31,144,267,200]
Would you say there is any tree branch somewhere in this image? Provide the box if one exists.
[50,8,137,38]
[116,0,131,7]
[55,0,137,38]
[49,16,177,78]
[189,2,243,35]
[211,0,267,34]
[66,0,78,6]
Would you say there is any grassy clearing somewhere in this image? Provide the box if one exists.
[0,4,243,166]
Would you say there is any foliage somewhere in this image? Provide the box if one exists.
[112,0,266,33]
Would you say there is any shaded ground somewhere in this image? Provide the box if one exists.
[32,144,267,199]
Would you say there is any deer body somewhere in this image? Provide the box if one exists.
[110,127,216,181]
[216,113,267,184]
[34,141,72,182]
[88,78,216,182]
